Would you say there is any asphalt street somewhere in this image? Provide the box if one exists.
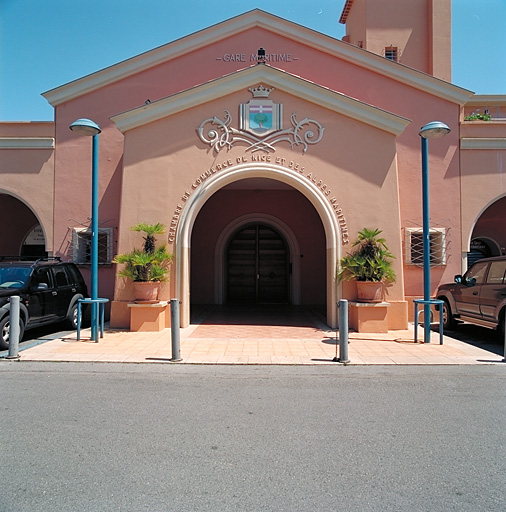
[1,363,504,512]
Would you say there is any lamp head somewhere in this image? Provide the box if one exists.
[69,118,101,136]
[419,121,450,139]
[257,47,266,63]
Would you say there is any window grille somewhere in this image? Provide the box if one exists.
[405,228,446,266]
[72,228,113,264]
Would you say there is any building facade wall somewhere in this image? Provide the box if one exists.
[109,83,406,328]
[50,19,463,315]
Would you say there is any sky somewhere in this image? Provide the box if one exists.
[1,0,505,121]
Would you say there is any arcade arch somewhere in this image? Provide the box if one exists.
[466,195,506,268]
[0,192,48,258]
[176,163,342,328]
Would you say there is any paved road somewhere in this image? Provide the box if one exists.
[1,363,504,511]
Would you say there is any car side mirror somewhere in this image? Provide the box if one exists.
[35,283,49,291]
[454,275,462,284]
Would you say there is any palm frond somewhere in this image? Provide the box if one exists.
[337,228,396,283]
[113,223,173,282]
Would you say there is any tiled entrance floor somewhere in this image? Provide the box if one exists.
[9,305,505,365]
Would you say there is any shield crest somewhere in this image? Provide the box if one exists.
[240,85,282,136]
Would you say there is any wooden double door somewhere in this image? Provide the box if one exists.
[226,224,289,304]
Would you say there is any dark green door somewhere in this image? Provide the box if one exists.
[226,224,289,303]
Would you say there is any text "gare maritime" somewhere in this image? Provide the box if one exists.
[216,53,298,63]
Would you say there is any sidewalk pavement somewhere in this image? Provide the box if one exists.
[5,308,505,365]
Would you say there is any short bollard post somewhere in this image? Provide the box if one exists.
[503,314,506,363]
[339,299,350,364]
[170,298,182,362]
[7,296,20,360]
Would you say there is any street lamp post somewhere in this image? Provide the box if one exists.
[69,118,101,341]
[419,121,451,344]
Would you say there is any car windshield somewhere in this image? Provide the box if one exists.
[0,267,31,288]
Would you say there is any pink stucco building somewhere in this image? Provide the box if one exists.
[1,0,505,331]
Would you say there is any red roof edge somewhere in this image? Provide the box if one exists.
[339,0,355,24]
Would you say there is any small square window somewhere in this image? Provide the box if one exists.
[72,228,113,265]
[385,46,398,62]
[405,228,446,266]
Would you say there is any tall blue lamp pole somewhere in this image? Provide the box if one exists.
[69,118,101,341]
[419,121,450,344]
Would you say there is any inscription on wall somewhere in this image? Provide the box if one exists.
[216,53,299,63]
[168,156,349,246]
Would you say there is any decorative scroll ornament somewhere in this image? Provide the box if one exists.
[197,84,324,154]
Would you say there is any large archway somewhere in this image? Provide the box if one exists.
[190,186,313,309]
[177,163,342,328]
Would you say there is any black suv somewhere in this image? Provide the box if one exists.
[436,256,506,337]
[0,258,88,350]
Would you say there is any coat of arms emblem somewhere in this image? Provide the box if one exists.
[197,83,324,154]
[240,85,282,136]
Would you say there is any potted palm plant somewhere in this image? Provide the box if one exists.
[337,228,396,302]
[113,223,173,302]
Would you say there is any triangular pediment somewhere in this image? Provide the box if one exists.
[43,9,472,108]
[110,65,410,136]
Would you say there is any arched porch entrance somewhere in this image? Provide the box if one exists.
[176,163,342,328]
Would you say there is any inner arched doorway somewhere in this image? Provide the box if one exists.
[226,222,289,304]
[213,212,302,306]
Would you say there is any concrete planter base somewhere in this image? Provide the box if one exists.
[128,301,170,331]
[349,301,390,333]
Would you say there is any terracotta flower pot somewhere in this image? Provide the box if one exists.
[133,281,160,303]
[356,281,384,302]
